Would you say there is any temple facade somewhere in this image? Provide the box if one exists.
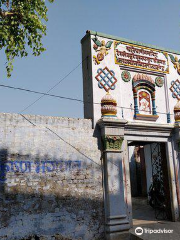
[81,30,180,240]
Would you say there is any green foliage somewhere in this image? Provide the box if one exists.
[0,0,54,77]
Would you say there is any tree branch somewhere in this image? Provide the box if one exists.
[0,10,17,18]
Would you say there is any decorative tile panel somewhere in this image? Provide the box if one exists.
[95,67,117,92]
[155,77,164,87]
[170,79,180,100]
[121,70,131,82]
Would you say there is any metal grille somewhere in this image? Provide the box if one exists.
[150,143,167,220]
[151,143,163,183]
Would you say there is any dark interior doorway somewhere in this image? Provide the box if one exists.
[130,146,147,197]
[129,142,172,224]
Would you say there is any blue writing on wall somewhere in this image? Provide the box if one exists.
[0,160,82,182]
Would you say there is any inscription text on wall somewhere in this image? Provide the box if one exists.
[114,41,169,73]
[0,160,82,182]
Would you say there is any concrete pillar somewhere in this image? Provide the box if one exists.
[166,139,179,221]
[97,118,132,240]
[173,125,180,212]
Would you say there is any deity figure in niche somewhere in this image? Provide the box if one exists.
[138,90,151,115]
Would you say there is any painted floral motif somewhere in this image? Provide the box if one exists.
[121,70,131,82]
[169,54,180,75]
[155,77,164,87]
[103,135,124,151]
[138,90,151,115]
[92,37,113,65]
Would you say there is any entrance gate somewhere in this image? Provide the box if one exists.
[98,118,179,240]
[129,142,172,221]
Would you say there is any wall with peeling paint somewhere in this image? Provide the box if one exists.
[0,113,104,240]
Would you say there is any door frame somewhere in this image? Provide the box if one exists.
[123,122,179,223]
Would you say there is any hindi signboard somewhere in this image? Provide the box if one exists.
[114,41,169,73]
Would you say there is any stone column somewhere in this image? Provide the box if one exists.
[174,124,180,209]
[166,139,179,221]
[173,102,180,209]
[98,118,132,240]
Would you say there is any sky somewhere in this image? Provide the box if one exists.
[0,0,180,119]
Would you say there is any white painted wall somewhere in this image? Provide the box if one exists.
[82,32,180,126]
